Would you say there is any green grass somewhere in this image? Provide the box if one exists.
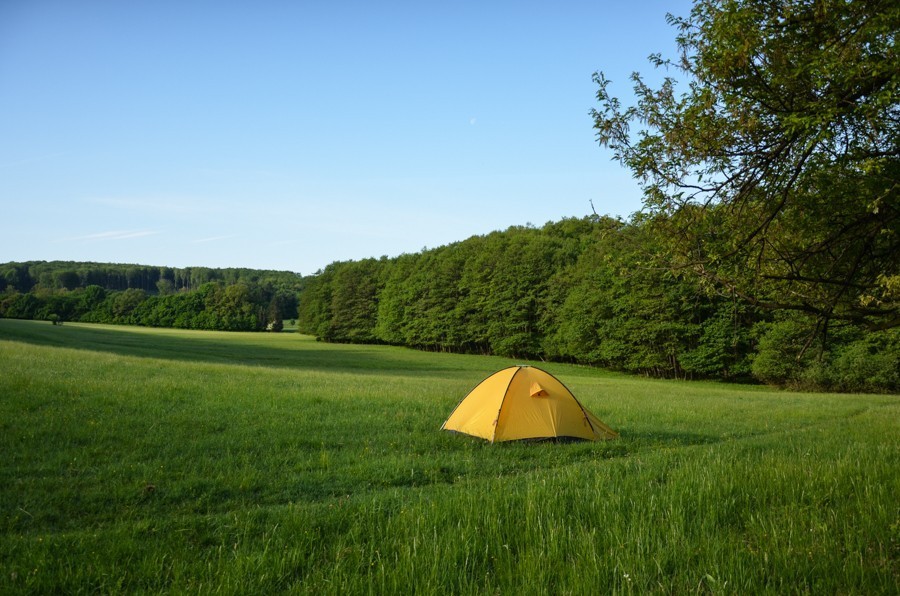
[1,318,897,594]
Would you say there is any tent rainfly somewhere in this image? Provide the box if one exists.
[441,365,618,442]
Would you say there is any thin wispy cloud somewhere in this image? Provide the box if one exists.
[61,230,160,242]
[88,196,222,216]
[191,234,240,244]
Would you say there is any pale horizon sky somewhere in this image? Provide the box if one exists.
[1,0,693,275]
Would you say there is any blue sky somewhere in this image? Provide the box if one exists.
[1,0,693,275]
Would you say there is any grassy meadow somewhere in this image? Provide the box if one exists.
[1,319,897,594]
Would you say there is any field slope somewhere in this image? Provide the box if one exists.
[1,319,897,593]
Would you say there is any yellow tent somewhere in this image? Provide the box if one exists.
[441,365,618,442]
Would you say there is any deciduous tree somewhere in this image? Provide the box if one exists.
[592,0,899,338]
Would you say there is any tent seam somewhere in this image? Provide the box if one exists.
[491,366,521,443]
[545,370,600,439]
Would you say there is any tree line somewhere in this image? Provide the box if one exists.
[0,261,301,294]
[297,216,898,393]
[0,261,302,332]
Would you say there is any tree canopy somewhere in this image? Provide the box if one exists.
[295,219,898,392]
[591,0,899,337]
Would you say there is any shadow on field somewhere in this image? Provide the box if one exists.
[0,320,477,376]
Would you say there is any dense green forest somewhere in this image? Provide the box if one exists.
[296,216,897,392]
[0,261,302,332]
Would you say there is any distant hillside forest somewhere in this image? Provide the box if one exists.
[0,261,302,332]
[297,217,899,393]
